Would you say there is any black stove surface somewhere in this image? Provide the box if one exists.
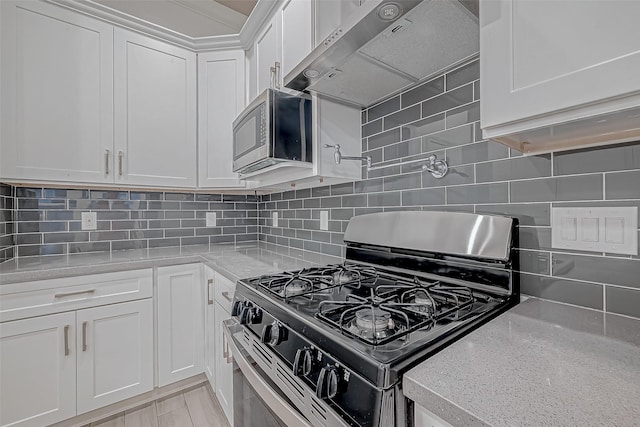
[237,262,514,387]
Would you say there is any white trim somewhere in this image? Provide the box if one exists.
[47,0,286,51]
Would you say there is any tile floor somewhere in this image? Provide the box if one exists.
[89,385,229,427]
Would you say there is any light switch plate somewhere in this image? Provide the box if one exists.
[206,212,217,227]
[272,212,278,227]
[551,207,637,255]
[320,211,329,230]
[81,212,97,230]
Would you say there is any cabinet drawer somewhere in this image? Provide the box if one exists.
[214,272,236,313]
[0,269,153,322]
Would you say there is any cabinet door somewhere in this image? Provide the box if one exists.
[0,1,113,183]
[76,299,153,414]
[481,0,640,131]
[114,28,197,187]
[197,50,246,188]
[204,267,216,389]
[280,0,314,78]
[157,264,205,386]
[0,312,76,427]
[214,302,233,426]
[255,16,280,94]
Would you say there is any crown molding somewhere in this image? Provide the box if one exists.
[47,0,285,52]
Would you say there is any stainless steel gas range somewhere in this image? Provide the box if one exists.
[224,211,519,427]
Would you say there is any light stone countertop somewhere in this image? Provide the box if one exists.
[4,246,640,427]
[0,242,341,285]
[403,297,640,427]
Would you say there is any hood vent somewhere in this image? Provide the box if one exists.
[285,0,479,107]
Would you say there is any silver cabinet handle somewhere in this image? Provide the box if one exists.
[118,151,124,176]
[207,279,214,305]
[82,321,88,352]
[222,334,228,360]
[222,334,231,363]
[221,291,233,303]
[54,289,96,298]
[105,149,110,175]
[270,66,276,89]
[274,61,281,90]
[64,325,70,356]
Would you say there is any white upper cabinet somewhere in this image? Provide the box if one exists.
[280,0,314,78]
[0,1,113,184]
[252,0,314,97]
[255,15,281,95]
[114,29,197,187]
[481,0,640,154]
[198,50,246,188]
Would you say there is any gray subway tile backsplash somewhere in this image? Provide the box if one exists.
[520,274,603,310]
[422,84,473,118]
[3,186,258,257]
[476,155,552,183]
[3,57,640,321]
[606,286,640,318]
[510,174,603,202]
[605,170,640,200]
[446,60,479,91]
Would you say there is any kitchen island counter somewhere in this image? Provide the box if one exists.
[403,297,640,427]
[0,242,340,285]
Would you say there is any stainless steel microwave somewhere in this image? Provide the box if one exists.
[232,89,312,174]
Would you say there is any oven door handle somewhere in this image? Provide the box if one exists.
[223,319,312,427]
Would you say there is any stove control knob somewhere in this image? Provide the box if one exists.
[293,348,314,376]
[231,300,245,316]
[316,365,341,400]
[239,306,261,325]
[261,322,287,346]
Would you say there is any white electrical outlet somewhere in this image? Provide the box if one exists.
[320,211,329,230]
[273,212,279,227]
[81,212,97,230]
[206,212,217,227]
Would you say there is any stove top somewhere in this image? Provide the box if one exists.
[251,264,492,347]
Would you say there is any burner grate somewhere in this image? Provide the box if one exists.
[316,277,477,345]
[256,264,378,301]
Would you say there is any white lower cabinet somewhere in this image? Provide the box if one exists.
[213,272,235,426]
[76,299,153,414]
[0,269,153,427]
[0,312,76,427]
[214,300,234,425]
[204,266,216,389]
[157,264,205,387]
[414,403,454,427]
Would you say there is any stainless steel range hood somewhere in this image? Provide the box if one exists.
[285,0,479,107]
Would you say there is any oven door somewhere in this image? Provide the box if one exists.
[224,319,311,427]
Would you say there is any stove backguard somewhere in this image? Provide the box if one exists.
[343,211,519,296]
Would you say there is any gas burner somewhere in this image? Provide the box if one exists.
[347,308,396,340]
[284,279,311,297]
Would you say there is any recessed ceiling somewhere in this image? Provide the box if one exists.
[93,0,258,38]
